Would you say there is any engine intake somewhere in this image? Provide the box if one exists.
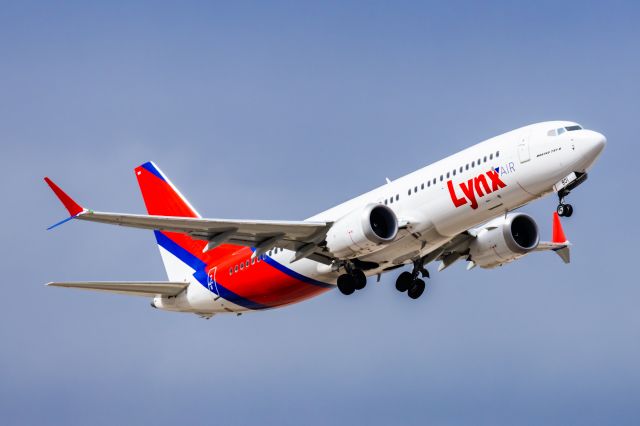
[469,213,539,268]
[325,204,398,259]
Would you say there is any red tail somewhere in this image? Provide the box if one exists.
[134,162,239,267]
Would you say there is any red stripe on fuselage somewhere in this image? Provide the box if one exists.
[210,247,331,308]
[137,162,333,308]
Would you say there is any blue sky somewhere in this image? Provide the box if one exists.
[1,1,639,424]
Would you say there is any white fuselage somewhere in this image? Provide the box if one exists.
[269,122,604,280]
[163,120,606,313]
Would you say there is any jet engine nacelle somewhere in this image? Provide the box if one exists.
[469,213,540,269]
[325,203,398,259]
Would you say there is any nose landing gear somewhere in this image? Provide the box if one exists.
[554,172,588,217]
[395,258,429,299]
[557,190,574,217]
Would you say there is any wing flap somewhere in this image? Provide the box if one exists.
[47,281,189,297]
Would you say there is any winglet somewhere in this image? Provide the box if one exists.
[44,177,84,216]
[552,212,567,243]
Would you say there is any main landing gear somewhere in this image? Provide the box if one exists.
[556,190,574,218]
[395,258,429,299]
[337,266,367,295]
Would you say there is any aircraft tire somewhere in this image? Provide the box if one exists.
[408,279,426,299]
[337,274,356,295]
[564,204,573,217]
[395,272,413,292]
[352,269,367,290]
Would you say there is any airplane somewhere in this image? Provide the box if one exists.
[44,120,606,318]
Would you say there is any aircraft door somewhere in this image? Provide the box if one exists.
[207,267,218,293]
[517,134,531,163]
[207,266,235,311]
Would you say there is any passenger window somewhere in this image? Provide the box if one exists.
[427,181,431,187]
[246,260,250,267]
[234,265,238,272]
[421,183,424,190]
[408,189,411,196]
[472,161,475,167]
[459,166,463,173]
[483,156,487,163]
[496,151,500,158]
[396,194,399,201]
[446,172,450,178]
[240,263,244,270]
[414,186,418,192]
[390,197,393,204]
[489,153,493,160]
[229,267,233,275]
[384,199,388,205]
[465,164,469,170]
[452,170,456,176]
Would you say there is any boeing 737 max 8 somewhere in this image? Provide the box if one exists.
[45,121,606,318]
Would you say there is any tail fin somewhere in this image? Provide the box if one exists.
[134,161,201,218]
[134,162,235,282]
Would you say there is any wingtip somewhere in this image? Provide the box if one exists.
[552,212,568,243]
[44,177,84,217]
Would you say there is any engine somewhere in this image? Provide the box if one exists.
[325,203,398,259]
[469,213,540,268]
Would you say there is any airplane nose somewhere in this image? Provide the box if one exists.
[578,130,606,171]
[589,131,607,157]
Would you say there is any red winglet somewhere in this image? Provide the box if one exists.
[44,177,84,217]
[552,212,567,243]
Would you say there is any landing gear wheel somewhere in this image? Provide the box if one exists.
[337,274,356,295]
[395,271,413,292]
[408,279,426,299]
[557,204,566,217]
[564,204,573,217]
[352,269,367,290]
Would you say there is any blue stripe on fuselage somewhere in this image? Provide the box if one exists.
[153,231,270,310]
[258,252,333,288]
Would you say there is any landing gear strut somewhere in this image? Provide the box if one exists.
[557,190,574,218]
[337,263,367,295]
[395,258,429,299]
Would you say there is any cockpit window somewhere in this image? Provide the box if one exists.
[548,124,582,136]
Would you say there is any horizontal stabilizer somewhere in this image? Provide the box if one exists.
[47,281,188,297]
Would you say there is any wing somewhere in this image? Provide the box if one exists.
[434,212,571,271]
[44,177,333,263]
[47,281,189,297]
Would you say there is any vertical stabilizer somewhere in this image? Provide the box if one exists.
[134,162,236,282]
